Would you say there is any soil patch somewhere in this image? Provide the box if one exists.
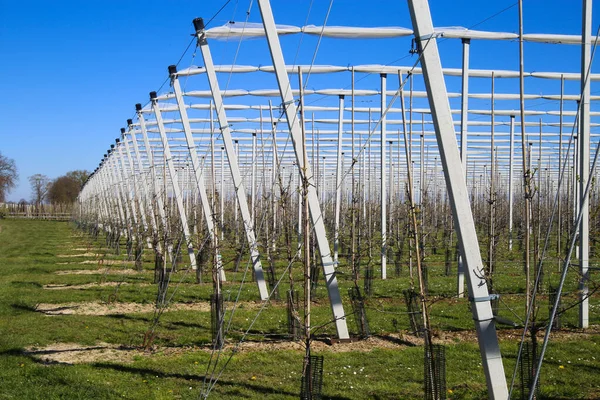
[34,300,272,316]
[24,342,166,365]
[43,282,130,290]
[21,327,600,366]
[80,260,136,266]
[57,253,99,258]
[55,268,143,275]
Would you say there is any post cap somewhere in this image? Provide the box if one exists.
[120,128,126,134]
[168,65,177,76]
[150,91,157,100]
[135,103,142,111]
[127,119,133,126]
[193,18,205,32]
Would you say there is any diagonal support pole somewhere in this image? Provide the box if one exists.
[406,0,508,398]
[168,67,226,282]
[150,91,197,271]
[186,23,270,300]
[256,0,349,339]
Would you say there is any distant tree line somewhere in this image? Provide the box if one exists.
[28,170,89,206]
[0,150,89,207]
[0,151,18,203]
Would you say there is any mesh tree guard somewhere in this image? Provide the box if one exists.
[403,289,424,337]
[444,235,452,277]
[424,343,446,400]
[300,355,324,400]
[156,268,170,308]
[490,292,500,317]
[267,258,279,300]
[126,237,134,261]
[112,231,121,255]
[421,264,429,296]
[196,245,211,284]
[395,240,404,277]
[348,286,370,338]
[211,293,224,347]
[233,245,244,273]
[310,260,320,299]
[548,285,562,329]
[174,244,183,272]
[134,241,143,271]
[518,341,539,400]
[287,289,301,340]
[153,252,163,284]
[364,265,374,297]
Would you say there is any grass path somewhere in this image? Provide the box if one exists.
[1,219,599,399]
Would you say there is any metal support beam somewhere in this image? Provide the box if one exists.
[334,95,344,263]
[257,0,350,339]
[406,0,508,397]
[457,38,470,298]
[508,115,515,252]
[579,0,591,329]
[150,92,197,271]
[380,73,388,280]
[169,67,225,281]
[137,104,173,262]
[189,24,270,299]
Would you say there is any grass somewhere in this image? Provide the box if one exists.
[0,219,599,399]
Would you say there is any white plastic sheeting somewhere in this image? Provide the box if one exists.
[302,25,413,38]
[434,26,517,40]
[523,33,600,44]
[206,22,580,42]
[174,63,600,80]
[204,22,300,39]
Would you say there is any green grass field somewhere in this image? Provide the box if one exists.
[1,219,599,399]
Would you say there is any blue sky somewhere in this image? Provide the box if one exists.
[1,0,598,201]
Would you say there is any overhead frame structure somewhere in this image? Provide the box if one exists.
[76,1,598,398]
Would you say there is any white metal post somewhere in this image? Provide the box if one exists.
[257,0,350,339]
[508,115,515,252]
[169,68,226,281]
[150,91,197,271]
[220,146,225,241]
[406,0,508,397]
[334,95,344,264]
[381,73,388,280]
[457,38,470,298]
[127,120,161,252]
[251,132,257,228]
[107,149,131,238]
[121,130,153,249]
[183,30,271,297]
[579,0,591,328]
[137,104,173,262]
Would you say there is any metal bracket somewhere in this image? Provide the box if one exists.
[469,293,500,303]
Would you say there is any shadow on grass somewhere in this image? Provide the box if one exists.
[91,363,352,398]
[10,281,43,288]
[375,334,419,347]
[107,313,209,331]
[10,302,38,313]
[106,314,152,323]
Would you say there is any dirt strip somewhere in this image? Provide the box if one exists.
[34,300,268,316]
[23,328,600,365]
[56,253,99,258]
[43,282,130,290]
[55,268,143,275]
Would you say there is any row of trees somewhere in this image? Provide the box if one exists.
[28,170,89,205]
[0,152,18,202]
[0,151,88,205]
